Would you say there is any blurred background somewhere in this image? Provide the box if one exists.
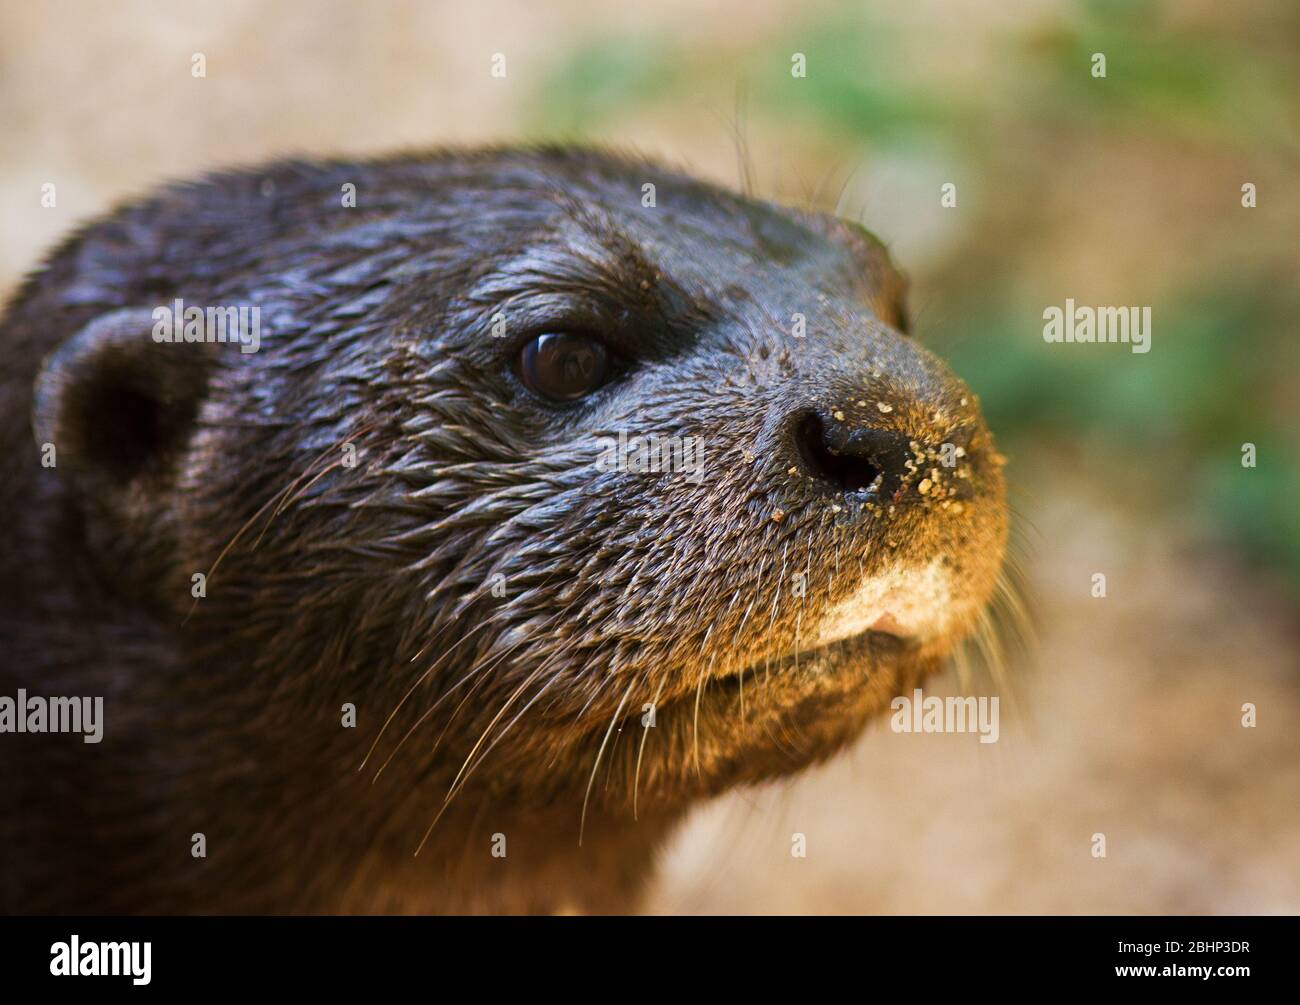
[2,0,1296,912]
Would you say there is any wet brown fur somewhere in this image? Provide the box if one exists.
[0,147,1006,913]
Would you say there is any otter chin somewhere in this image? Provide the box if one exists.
[0,146,1007,914]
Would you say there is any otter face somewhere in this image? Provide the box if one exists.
[347,152,1010,819]
[29,150,1007,853]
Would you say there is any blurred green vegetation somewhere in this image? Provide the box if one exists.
[529,0,1300,591]
[938,283,1300,588]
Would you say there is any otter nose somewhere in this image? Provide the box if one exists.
[794,410,914,497]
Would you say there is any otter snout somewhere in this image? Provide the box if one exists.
[793,405,984,503]
[745,322,1008,650]
[797,413,928,498]
[767,323,991,509]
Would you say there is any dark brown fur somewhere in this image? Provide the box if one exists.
[0,148,1005,913]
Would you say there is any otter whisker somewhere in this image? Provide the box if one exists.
[253,460,342,548]
[602,677,642,793]
[948,555,1033,719]
[444,668,545,801]
[257,425,380,539]
[358,615,498,772]
[421,556,618,806]
[633,676,666,822]
[763,544,790,683]
[428,669,495,762]
[369,561,604,774]
[692,653,715,779]
[414,668,552,856]
[181,487,293,626]
[429,663,574,845]
[579,677,637,846]
[794,612,801,673]
[370,630,527,781]
[439,601,607,803]
[728,580,765,725]
[185,422,379,625]
[735,81,756,199]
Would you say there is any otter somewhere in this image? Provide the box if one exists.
[0,147,1007,914]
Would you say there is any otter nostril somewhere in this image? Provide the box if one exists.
[795,412,897,495]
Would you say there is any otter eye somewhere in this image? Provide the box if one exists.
[518,332,609,403]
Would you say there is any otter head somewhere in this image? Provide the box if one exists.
[30,149,1007,900]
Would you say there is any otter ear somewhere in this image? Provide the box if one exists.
[33,307,214,494]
